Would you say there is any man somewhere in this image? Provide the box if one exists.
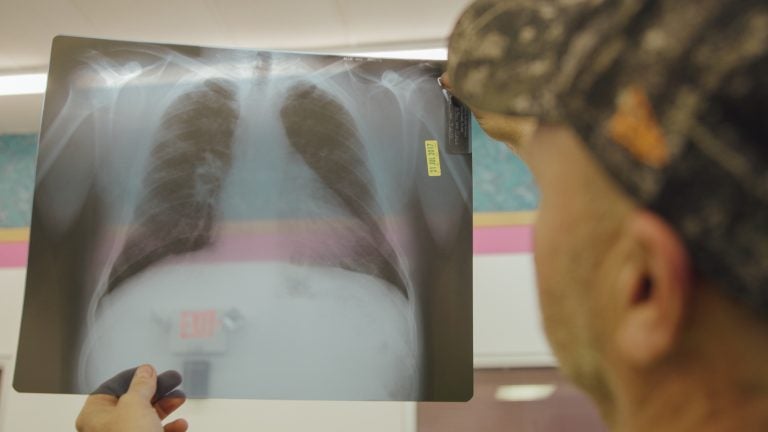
[76,0,768,431]
[445,0,768,431]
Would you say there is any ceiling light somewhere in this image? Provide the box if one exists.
[495,384,556,402]
[341,48,447,60]
[0,73,47,96]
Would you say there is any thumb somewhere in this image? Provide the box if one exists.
[126,364,157,401]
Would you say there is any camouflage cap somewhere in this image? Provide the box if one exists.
[448,0,768,315]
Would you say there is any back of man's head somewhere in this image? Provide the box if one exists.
[449,0,767,315]
[448,1,768,430]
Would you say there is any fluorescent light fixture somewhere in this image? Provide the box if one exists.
[341,48,447,60]
[495,384,557,402]
[0,73,47,96]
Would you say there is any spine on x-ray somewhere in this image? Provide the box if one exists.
[106,78,239,294]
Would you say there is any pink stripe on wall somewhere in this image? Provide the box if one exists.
[0,226,533,268]
[0,242,28,267]
[473,225,533,254]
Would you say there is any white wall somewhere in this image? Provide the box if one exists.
[0,253,552,431]
[474,254,555,368]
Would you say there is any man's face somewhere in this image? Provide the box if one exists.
[517,122,630,402]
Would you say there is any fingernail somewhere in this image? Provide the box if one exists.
[137,364,155,378]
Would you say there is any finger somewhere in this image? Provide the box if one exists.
[161,389,186,400]
[81,393,119,411]
[163,418,189,432]
[91,367,139,397]
[126,364,157,401]
[153,370,183,402]
[154,393,187,420]
[93,367,184,402]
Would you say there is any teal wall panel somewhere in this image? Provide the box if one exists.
[0,134,36,227]
[0,120,538,228]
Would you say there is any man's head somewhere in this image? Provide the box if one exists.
[447,0,768,428]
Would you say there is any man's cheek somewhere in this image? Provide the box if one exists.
[531,212,556,280]
[532,220,556,324]
[531,213,575,335]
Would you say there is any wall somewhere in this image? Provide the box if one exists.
[0,120,552,430]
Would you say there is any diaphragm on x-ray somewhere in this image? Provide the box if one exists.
[15,36,472,401]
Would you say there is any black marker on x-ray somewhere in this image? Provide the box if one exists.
[438,76,472,155]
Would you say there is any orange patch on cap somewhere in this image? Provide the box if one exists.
[608,86,670,168]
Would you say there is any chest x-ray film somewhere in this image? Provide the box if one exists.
[15,36,472,401]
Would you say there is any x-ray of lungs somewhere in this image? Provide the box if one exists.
[15,36,472,401]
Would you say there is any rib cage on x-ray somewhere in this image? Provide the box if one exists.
[17,37,473,401]
[106,79,409,300]
[64,49,451,309]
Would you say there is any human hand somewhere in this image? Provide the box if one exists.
[439,73,538,154]
[76,364,188,432]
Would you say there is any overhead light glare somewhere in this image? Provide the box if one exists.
[342,48,447,60]
[0,73,47,96]
[495,384,557,402]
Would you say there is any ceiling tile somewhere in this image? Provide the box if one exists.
[337,0,472,46]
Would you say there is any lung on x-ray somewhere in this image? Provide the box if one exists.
[15,36,472,401]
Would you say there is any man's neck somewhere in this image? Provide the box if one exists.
[610,359,768,432]
[607,284,768,432]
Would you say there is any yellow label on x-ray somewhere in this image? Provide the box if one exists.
[424,140,442,177]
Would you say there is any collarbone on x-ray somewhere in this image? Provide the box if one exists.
[19,37,472,401]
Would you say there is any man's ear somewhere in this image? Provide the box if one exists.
[614,210,694,366]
